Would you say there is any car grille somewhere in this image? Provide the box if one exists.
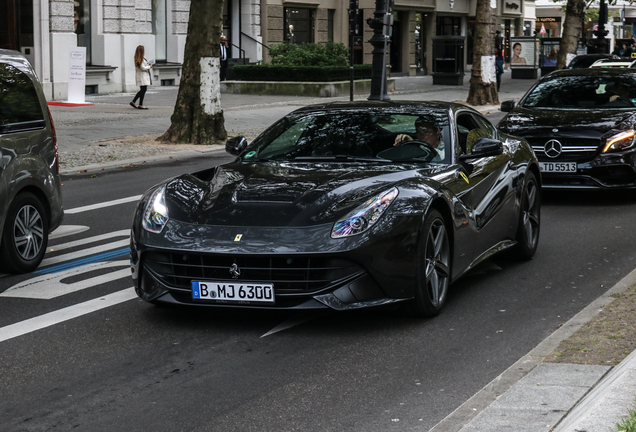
[530,137,599,161]
[144,251,365,294]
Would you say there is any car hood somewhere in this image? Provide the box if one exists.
[498,107,636,138]
[162,162,438,227]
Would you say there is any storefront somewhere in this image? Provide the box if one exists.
[536,17,562,38]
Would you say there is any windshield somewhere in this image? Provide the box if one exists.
[242,109,452,164]
[522,74,636,109]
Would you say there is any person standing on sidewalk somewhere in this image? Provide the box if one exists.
[220,36,229,81]
[130,45,152,110]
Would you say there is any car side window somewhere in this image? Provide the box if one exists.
[0,63,44,128]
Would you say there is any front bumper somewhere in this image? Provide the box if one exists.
[539,152,636,189]
[130,218,421,311]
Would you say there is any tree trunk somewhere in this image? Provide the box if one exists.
[557,0,586,69]
[158,0,227,144]
[467,0,499,106]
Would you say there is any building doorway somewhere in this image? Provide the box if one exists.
[74,0,91,64]
[0,0,34,57]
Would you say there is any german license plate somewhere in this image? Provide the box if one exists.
[192,281,275,303]
[539,162,577,173]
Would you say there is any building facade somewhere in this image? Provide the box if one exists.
[3,0,540,100]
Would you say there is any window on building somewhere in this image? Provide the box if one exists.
[152,0,167,62]
[285,7,315,44]
[74,0,91,64]
[328,9,335,42]
[436,16,461,36]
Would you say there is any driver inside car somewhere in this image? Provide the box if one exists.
[393,116,446,161]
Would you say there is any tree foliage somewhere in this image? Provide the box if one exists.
[268,42,350,67]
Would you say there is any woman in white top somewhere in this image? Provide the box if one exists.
[130,45,152,110]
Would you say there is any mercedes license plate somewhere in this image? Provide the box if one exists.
[192,281,275,303]
[539,162,577,173]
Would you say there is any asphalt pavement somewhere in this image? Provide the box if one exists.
[47,70,636,431]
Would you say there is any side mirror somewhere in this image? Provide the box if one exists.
[226,136,248,156]
[459,137,503,160]
[500,100,516,112]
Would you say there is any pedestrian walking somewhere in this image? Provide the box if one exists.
[130,45,152,110]
[220,36,229,81]
[496,50,504,91]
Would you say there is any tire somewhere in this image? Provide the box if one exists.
[407,209,451,318]
[513,171,540,260]
[0,193,49,273]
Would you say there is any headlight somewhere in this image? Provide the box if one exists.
[142,186,169,233]
[331,187,399,238]
[603,130,636,153]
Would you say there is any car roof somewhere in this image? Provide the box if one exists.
[590,58,636,68]
[544,67,636,78]
[0,48,39,80]
[289,100,480,116]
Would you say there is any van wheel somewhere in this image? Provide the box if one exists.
[0,193,49,273]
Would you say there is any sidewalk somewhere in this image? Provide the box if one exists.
[49,72,531,173]
[49,70,636,431]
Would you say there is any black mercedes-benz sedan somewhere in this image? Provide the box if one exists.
[131,101,541,317]
[498,68,636,189]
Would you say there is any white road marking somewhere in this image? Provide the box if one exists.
[47,229,130,253]
[42,239,129,267]
[0,260,130,299]
[65,195,142,214]
[49,225,90,240]
[0,288,137,343]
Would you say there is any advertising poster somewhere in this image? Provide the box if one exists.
[510,38,538,69]
[68,47,87,103]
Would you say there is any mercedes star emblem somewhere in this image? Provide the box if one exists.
[544,139,563,158]
[229,263,240,279]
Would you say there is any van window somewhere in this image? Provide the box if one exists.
[0,63,44,127]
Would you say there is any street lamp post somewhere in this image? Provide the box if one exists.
[367,0,393,100]
[593,0,609,53]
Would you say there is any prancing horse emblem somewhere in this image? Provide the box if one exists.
[544,139,563,158]
[229,263,240,279]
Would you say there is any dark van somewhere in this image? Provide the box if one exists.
[0,49,64,273]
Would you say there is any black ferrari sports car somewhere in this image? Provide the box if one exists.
[131,101,541,317]
[498,68,636,189]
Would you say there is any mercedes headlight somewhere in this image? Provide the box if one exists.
[603,130,636,153]
[331,187,399,239]
[142,186,169,233]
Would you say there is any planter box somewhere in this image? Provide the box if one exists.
[220,79,395,98]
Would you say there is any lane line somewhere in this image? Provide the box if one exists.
[47,229,130,252]
[49,225,90,240]
[2,260,131,299]
[36,248,129,274]
[65,195,142,214]
[41,239,129,267]
[0,288,137,343]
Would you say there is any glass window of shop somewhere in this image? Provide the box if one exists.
[152,0,167,62]
[499,20,515,63]
[536,17,561,38]
[285,8,315,44]
[74,0,91,64]
[437,16,461,36]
